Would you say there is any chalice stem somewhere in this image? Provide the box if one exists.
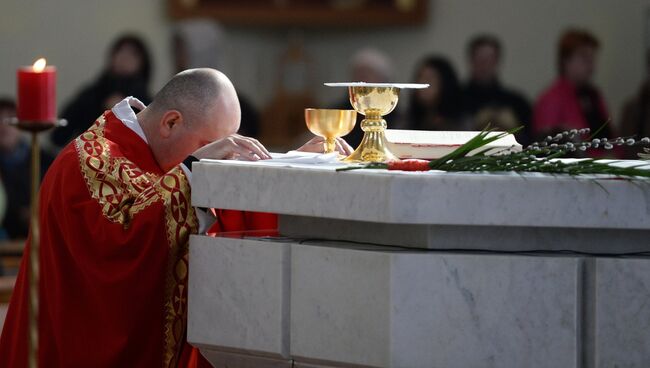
[28,132,40,368]
[325,137,337,154]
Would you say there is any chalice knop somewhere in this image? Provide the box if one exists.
[325,82,429,163]
[305,108,357,154]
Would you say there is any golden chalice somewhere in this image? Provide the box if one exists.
[325,82,429,163]
[305,108,357,154]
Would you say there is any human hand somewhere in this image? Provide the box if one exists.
[192,134,272,161]
[296,137,354,156]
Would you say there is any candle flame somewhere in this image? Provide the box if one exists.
[33,58,47,72]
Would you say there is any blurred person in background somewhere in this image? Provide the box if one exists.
[533,29,614,143]
[0,172,6,240]
[332,48,396,147]
[0,171,4,276]
[0,98,53,239]
[462,34,531,144]
[53,34,153,148]
[620,50,650,158]
[173,19,260,138]
[405,56,463,131]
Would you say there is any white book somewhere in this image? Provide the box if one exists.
[385,129,522,160]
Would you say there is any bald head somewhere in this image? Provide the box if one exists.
[149,68,231,124]
[138,68,241,171]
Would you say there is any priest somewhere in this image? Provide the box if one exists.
[0,68,351,367]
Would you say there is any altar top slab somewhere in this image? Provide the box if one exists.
[191,159,650,230]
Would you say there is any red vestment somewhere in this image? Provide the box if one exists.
[0,111,277,367]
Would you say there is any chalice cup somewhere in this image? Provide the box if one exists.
[305,108,357,154]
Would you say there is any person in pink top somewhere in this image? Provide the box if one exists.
[533,29,614,144]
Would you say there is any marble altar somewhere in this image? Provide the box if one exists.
[188,159,650,368]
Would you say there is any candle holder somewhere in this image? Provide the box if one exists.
[3,117,67,131]
[325,83,429,163]
[2,117,65,368]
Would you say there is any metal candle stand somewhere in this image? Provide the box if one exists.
[4,117,66,368]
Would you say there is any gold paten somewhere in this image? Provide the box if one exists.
[305,108,357,154]
[344,86,400,162]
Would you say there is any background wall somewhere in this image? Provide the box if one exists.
[1,0,648,126]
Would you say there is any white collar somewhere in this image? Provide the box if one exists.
[111,97,148,143]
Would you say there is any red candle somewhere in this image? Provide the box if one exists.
[17,58,57,122]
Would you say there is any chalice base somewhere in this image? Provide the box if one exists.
[344,130,398,163]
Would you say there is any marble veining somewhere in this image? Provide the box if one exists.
[279,215,650,252]
[389,252,578,367]
[594,258,650,367]
[289,242,579,367]
[188,235,290,357]
[192,161,650,229]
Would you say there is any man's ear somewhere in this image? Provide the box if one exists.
[159,110,183,138]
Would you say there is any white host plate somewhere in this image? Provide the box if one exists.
[325,82,429,89]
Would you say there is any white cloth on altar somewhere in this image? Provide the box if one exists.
[200,151,350,171]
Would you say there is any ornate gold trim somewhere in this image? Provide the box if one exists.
[159,169,197,368]
[74,114,161,227]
